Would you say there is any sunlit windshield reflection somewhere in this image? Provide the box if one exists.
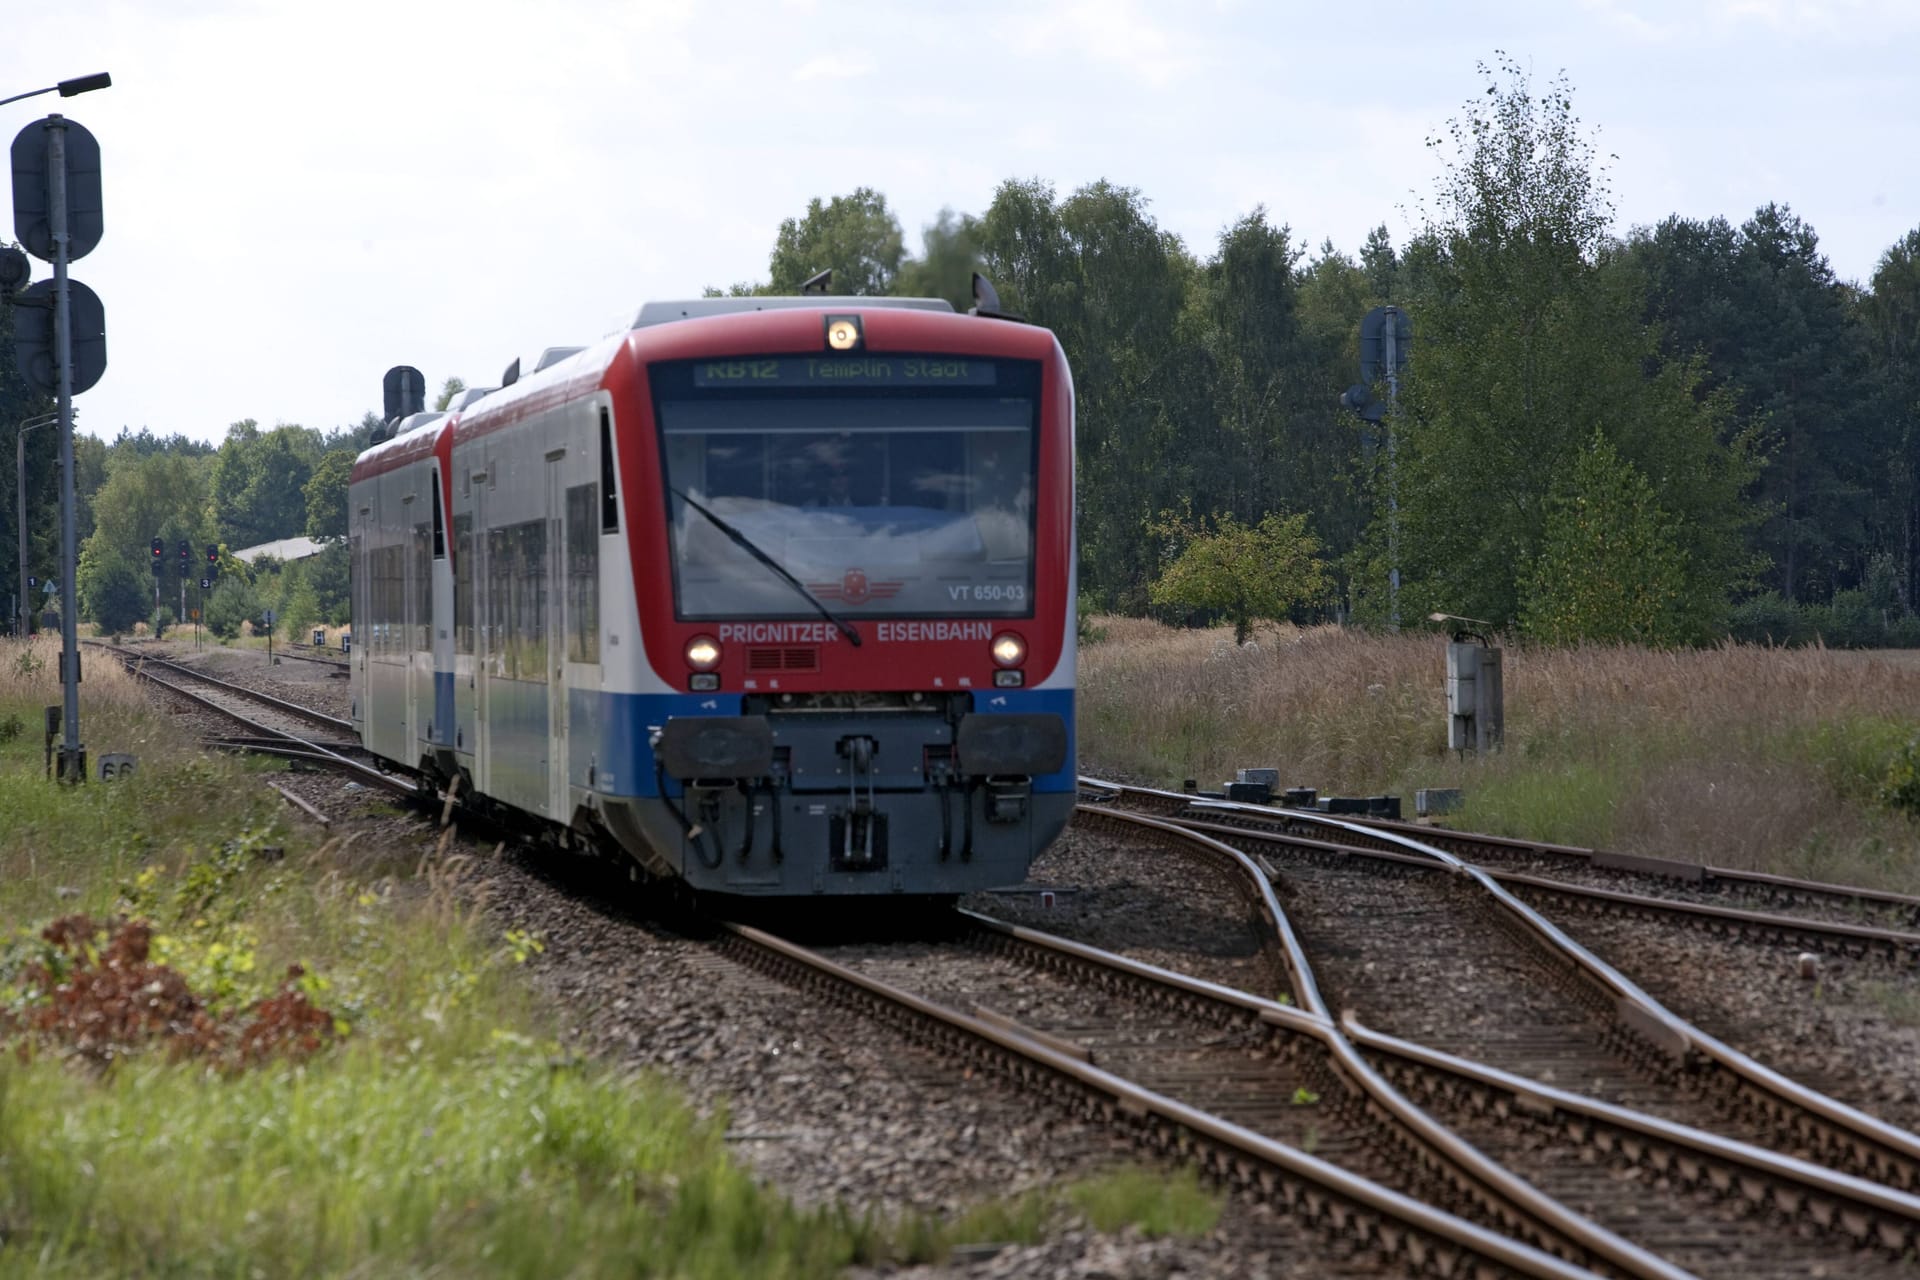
[657,385,1037,620]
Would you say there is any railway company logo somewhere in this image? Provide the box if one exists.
[807,568,902,607]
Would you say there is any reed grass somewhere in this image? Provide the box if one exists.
[1080,619,1920,889]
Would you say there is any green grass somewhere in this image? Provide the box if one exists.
[0,637,1219,1275]
[1069,1166,1222,1238]
[1412,759,1625,849]
[0,1049,860,1279]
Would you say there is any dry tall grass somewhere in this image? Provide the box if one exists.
[0,634,185,750]
[1079,619,1920,888]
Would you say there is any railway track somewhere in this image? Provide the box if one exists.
[282,641,351,671]
[1085,782,1920,969]
[1081,783,1920,1182]
[1069,806,1920,1275]
[721,804,1920,1277]
[719,914,1614,1280]
[1151,782,1920,935]
[1348,811,1920,932]
[97,642,408,799]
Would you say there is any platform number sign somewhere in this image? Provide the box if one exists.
[97,752,136,781]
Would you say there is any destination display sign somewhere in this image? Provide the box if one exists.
[692,356,998,390]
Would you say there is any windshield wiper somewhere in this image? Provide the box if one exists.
[670,488,863,647]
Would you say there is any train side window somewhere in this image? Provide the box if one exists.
[566,484,599,664]
[599,408,619,533]
[431,476,446,560]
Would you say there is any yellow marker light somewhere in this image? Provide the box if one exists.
[825,315,862,351]
[685,635,722,671]
[990,631,1026,668]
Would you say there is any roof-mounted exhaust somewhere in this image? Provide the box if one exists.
[370,365,426,444]
[501,356,521,388]
[970,272,1024,323]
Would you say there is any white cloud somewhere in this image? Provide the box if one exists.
[1011,0,1209,87]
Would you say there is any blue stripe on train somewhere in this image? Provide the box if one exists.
[431,670,455,747]
[590,687,1076,799]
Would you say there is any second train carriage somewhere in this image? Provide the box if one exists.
[349,286,1076,896]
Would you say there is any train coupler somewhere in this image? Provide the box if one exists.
[984,777,1030,825]
[831,735,887,872]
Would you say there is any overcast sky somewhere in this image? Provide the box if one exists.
[4,0,1915,446]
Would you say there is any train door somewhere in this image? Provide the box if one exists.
[546,452,570,820]
[401,491,421,762]
[452,476,477,778]
[469,465,491,799]
[410,498,433,769]
[349,513,367,737]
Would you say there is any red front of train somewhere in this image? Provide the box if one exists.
[595,300,1078,895]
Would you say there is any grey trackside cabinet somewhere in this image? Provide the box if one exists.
[1446,642,1503,753]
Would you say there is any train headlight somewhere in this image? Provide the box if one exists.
[990,631,1026,668]
[685,635,722,671]
[824,314,863,351]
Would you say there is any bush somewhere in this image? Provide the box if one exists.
[84,556,153,635]
[204,577,262,641]
[1726,592,1814,646]
[1880,737,1920,818]
[1077,592,1107,646]
[150,605,175,640]
[1727,590,1920,649]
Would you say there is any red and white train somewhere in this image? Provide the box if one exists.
[347,281,1076,897]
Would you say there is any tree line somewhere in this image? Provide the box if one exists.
[5,57,1916,649]
[716,57,1920,647]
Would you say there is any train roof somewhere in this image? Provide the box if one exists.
[632,296,952,328]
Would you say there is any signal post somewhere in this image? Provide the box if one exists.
[7,72,111,782]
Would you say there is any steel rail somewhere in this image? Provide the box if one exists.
[1487,869,1920,962]
[1334,1014,1920,1255]
[1084,778,1920,1193]
[1329,810,1920,926]
[277,644,351,670]
[1068,808,1920,1262]
[1171,802,1920,964]
[107,649,409,797]
[719,919,1606,1280]
[105,645,354,735]
[961,889,1692,1279]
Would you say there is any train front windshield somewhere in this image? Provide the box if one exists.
[653,356,1040,620]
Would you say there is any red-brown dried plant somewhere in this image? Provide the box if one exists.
[1,915,338,1071]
